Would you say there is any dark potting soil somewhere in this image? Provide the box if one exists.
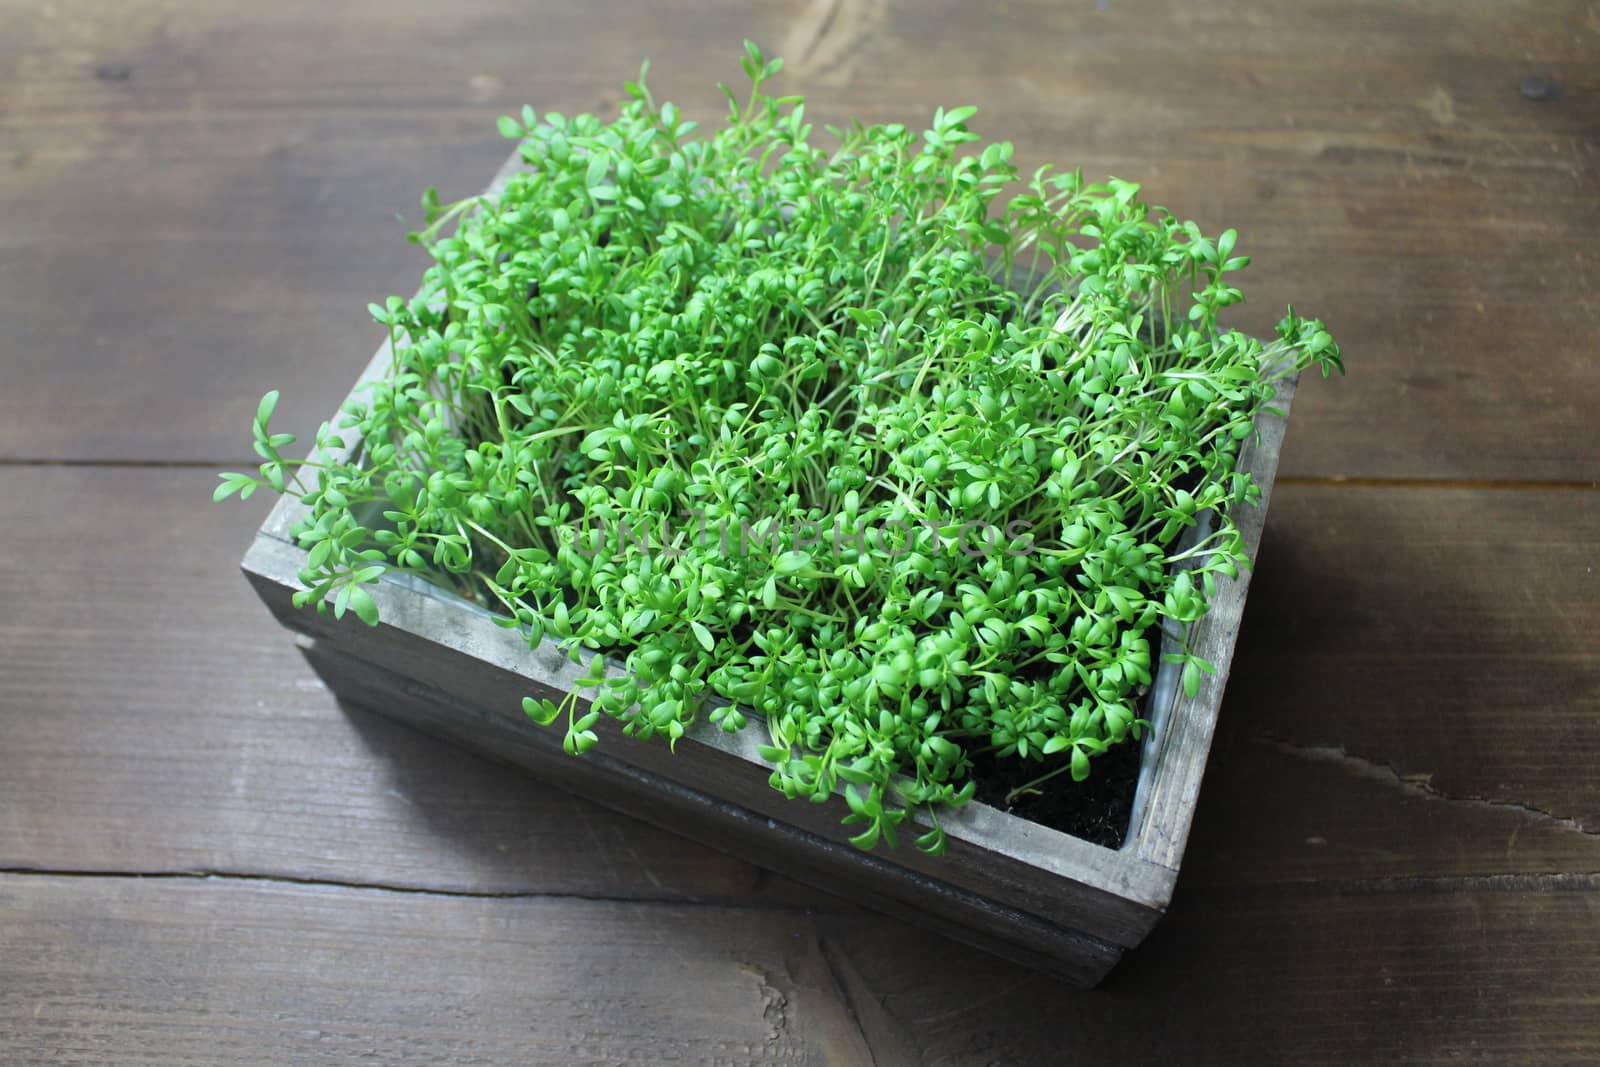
[969,731,1143,849]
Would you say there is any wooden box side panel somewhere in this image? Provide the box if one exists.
[1128,372,1300,870]
[298,637,1125,988]
[244,536,1169,947]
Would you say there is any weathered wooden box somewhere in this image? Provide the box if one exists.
[241,151,1297,987]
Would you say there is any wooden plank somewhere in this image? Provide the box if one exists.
[1177,483,1600,886]
[0,465,771,901]
[1129,373,1295,870]
[0,873,872,1066]
[1184,736,1600,889]
[1204,483,1600,847]
[0,0,800,463]
[5,872,1598,1065]
[810,881,1600,1066]
[4,0,1598,480]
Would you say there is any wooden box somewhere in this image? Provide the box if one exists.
[241,152,1297,987]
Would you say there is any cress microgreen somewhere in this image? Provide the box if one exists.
[221,43,1342,853]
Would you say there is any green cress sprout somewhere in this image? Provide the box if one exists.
[219,41,1343,853]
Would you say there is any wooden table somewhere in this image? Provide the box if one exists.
[3,2,1596,1062]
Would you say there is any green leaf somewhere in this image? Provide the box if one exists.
[256,390,280,428]
[836,759,876,786]
[523,697,562,726]
[213,473,251,502]
[307,538,333,571]
[564,727,600,755]
[944,104,978,127]
[843,786,871,818]
[348,585,380,627]
[848,822,881,851]
[689,620,715,653]
[1182,660,1201,699]
[774,551,810,576]
[496,115,522,139]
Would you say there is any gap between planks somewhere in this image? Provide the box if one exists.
[0,865,820,911]
[1181,872,1600,896]
[1276,474,1599,491]
[9,866,1599,900]
[0,457,254,469]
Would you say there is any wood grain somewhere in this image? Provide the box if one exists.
[0,0,797,464]
[815,880,1600,1066]
[5,871,1598,1065]
[1171,486,1600,887]
[2,0,1597,479]
[1201,484,1600,856]
[0,465,771,901]
[0,873,873,1066]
